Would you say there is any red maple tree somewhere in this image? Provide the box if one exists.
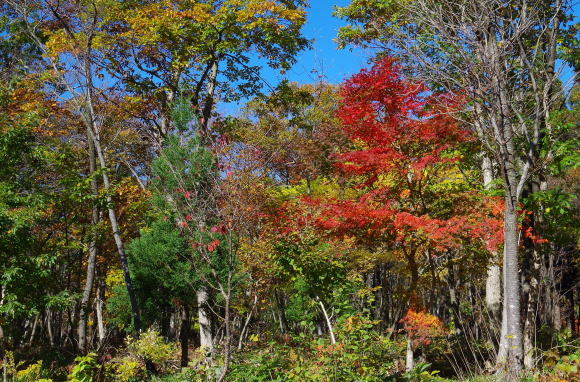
[315,57,503,301]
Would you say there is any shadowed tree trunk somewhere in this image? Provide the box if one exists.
[180,306,190,367]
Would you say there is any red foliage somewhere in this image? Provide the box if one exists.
[315,57,503,254]
[335,57,469,185]
[400,309,448,347]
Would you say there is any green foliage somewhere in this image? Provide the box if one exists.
[227,315,404,381]
[396,363,452,382]
[127,219,196,326]
[102,0,310,103]
[67,354,99,382]
[334,0,408,50]
[106,274,134,332]
[0,113,53,328]
[126,329,178,367]
[151,119,215,213]
[105,329,178,381]
[146,349,212,382]
[552,351,579,379]
[151,98,239,286]
[272,228,348,300]
[7,358,53,382]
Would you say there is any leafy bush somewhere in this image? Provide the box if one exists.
[398,363,453,381]
[126,329,177,367]
[16,360,52,382]
[228,314,404,381]
[106,328,178,381]
[110,357,144,382]
[540,347,580,382]
[67,353,99,382]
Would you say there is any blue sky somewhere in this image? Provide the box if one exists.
[219,0,579,115]
[218,1,372,116]
[261,1,371,85]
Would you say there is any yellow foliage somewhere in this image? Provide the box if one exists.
[112,358,144,382]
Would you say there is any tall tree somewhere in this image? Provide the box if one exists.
[7,0,143,335]
[102,0,309,141]
[315,57,503,370]
[335,0,576,375]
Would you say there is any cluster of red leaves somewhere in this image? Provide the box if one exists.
[311,57,504,255]
[335,57,470,184]
[259,200,316,238]
[315,194,504,253]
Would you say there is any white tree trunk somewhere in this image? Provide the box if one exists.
[406,335,414,371]
[316,296,336,345]
[482,155,502,323]
[197,287,213,353]
[95,282,106,345]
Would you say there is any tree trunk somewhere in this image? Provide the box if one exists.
[497,255,509,365]
[46,310,55,347]
[486,265,502,322]
[482,155,502,323]
[78,138,99,353]
[96,143,141,334]
[406,334,414,371]
[238,295,257,350]
[201,59,219,134]
[523,247,539,369]
[275,290,290,334]
[81,40,141,335]
[95,279,106,345]
[28,314,39,346]
[217,292,231,382]
[196,287,213,353]
[85,124,140,334]
[446,259,462,335]
[180,306,190,367]
[503,202,523,376]
[316,296,336,345]
[523,178,545,369]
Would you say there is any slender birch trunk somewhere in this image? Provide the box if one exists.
[78,138,99,352]
[95,280,106,345]
[316,296,336,345]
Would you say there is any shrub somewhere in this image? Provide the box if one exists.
[67,353,99,382]
[126,329,177,368]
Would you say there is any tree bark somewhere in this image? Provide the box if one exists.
[238,295,257,350]
[275,290,290,334]
[201,59,219,134]
[196,287,213,353]
[180,306,190,367]
[497,252,509,365]
[523,177,545,369]
[316,296,336,345]
[82,65,141,335]
[482,155,502,323]
[95,279,106,346]
[78,137,99,353]
[523,246,540,369]
[503,202,523,376]
[406,334,414,371]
